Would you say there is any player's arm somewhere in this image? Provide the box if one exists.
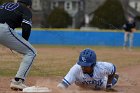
[123,24,128,31]
[131,22,136,32]
[57,79,70,89]
[106,70,115,89]
[105,64,116,89]
[22,23,31,41]
[22,7,32,41]
[57,64,79,89]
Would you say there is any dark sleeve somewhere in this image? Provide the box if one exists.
[21,7,32,41]
[22,7,32,26]
[22,23,31,41]
[132,22,136,28]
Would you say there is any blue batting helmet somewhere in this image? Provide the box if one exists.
[18,0,32,6]
[77,48,96,67]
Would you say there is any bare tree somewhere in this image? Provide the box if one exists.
[0,0,14,5]
[39,0,51,27]
[40,0,51,15]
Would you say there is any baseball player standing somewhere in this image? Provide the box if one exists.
[123,16,136,50]
[0,0,37,91]
[57,48,119,91]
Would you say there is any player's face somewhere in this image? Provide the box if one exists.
[81,66,93,74]
[128,17,133,22]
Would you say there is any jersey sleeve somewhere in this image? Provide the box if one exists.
[22,8,32,26]
[62,64,80,87]
[22,23,31,41]
[132,22,136,28]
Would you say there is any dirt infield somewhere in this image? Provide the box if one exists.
[0,46,140,93]
[0,64,140,93]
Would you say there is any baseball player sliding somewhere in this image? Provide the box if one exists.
[57,48,119,91]
[0,0,36,91]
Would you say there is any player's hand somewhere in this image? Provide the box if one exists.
[57,83,66,89]
[131,28,136,32]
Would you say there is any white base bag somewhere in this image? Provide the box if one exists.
[23,86,52,92]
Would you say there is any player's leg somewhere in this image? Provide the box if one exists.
[0,23,37,90]
[129,33,133,49]
[112,74,119,86]
[111,65,119,86]
[123,32,129,48]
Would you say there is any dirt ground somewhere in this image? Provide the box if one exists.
[0,46,140,93]
[0,64,140,93]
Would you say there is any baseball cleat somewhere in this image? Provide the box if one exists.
[10,79,27,91]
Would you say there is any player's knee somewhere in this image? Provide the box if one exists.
[32,49,37,57]
[27,48,37,57]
